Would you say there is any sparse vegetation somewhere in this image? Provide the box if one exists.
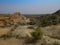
[0,31,21,40]
[15,35,21,39]
[53,41,60,45]
[25,27,43,43]
[31,27,43,39]
[0,10,60,45]
[27,26,34,29]
[25,10,60,27]
[28,22,36,25]
[0,32,12,40]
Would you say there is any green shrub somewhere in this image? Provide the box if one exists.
[31,27,43,39]
[26,27,43,43]
[25,27,43,44]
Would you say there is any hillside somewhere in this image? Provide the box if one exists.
[24,9,60,27]
[0,12,29,27]
[0,10,60,45]
[53,9,60,15]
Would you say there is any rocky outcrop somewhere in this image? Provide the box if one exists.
[0,12,30,27]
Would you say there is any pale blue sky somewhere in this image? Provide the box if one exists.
[0,0,60,14]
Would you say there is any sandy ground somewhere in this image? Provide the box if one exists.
[0,25,34,45]
[0,38,22,45]
[0,25,60,45]
[0,28,11,36]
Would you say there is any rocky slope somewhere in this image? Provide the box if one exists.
[0,12,29,27]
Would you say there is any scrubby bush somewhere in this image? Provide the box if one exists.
[26,27,43,43]
[15,35,20,39]
[17,22,26,25]
[27,26,34,29]
[31,28,43,39]
[53,41,60,45]
[0,32,13,40]
[0,35,8,40]
[31,27,43,39]
[28,22,36,25]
